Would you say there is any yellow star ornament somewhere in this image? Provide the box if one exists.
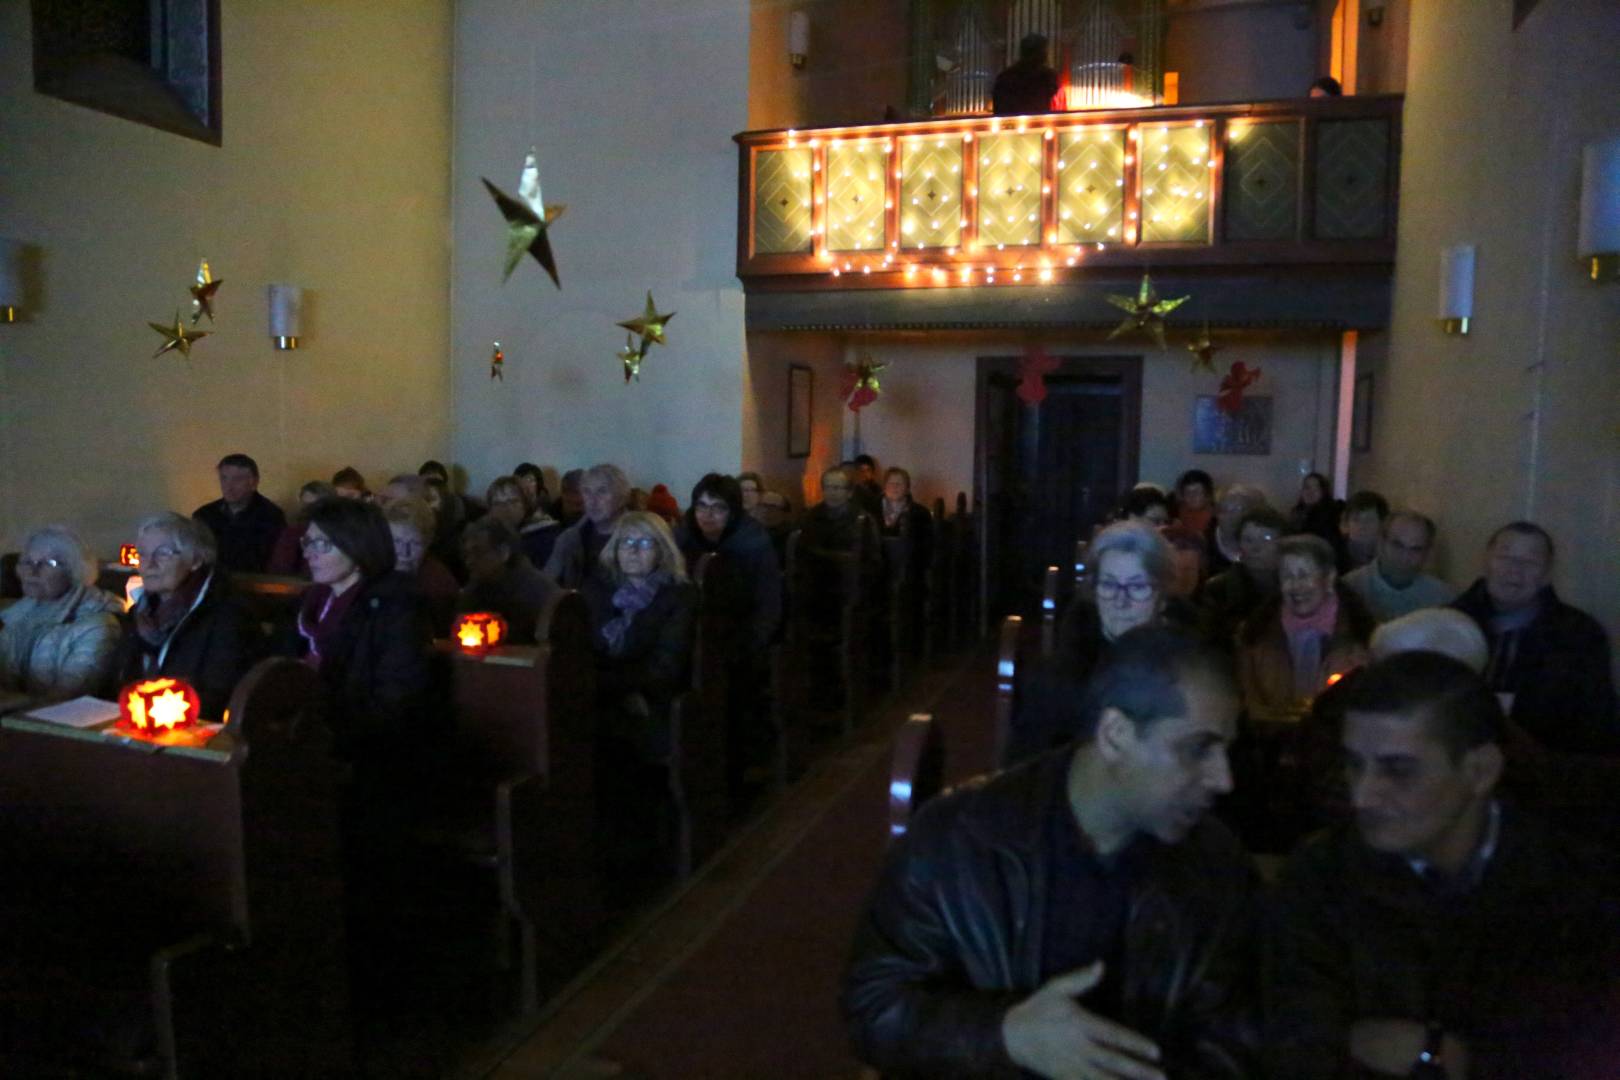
[149,311,210,358]
[618,333,646,383]
[189,258,222,325]
[1186,324,1223,373]
[481,148,565,288]
[1106,273,1189,351]
[616,291,676,348]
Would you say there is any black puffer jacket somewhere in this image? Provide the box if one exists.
[115,569,264,721]
[844,749,1259,1078]
[675,514,781,653]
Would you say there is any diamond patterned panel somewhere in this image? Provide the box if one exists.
[1057,127,1126,244]
[900,136,963,250]
[1141,124,1211,243]
[1315,119,1390,240]
[753,148,813,255]
[827,142,888,252]
[1224,121,1300,241]
[978,132,1044,247]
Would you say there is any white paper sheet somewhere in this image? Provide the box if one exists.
[24,696,121,729]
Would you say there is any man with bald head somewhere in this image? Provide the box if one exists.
[1343,510,1455,623]
[1452,522,1617,754]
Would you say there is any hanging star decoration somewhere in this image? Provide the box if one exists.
[1186,323,1223,374]
[842,352,887,413]
[1216,361,1263,415]
[189,258,222,325]
[1106,273,1189,350]
[617,333,645,383]
[149,311,210,359]
[1016,344,1060,406]
[481,147,565,288]
[490,341,505,381]
[617,290,675,348]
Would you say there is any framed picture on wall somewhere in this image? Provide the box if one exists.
[1192,396,1272,455]
[787,364,813,459]
[1351,373,1374,452]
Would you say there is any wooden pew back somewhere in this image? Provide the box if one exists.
[887,713,945,841]
[993,615,1023,768]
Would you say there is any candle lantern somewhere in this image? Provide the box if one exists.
[118,544,141,568]
[117,677,202,734]
[454,611,509,655]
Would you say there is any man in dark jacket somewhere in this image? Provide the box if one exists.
[458,516,560,645]
[1451,521,1618,754]
[992,32,1059,116]
[1195,505,1285,650]
[844,627,1257,1079]
[1265,651,1620,1078]
[192,452,288,574]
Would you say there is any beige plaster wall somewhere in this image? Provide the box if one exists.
[748,0,910,131]
[743,331,849,510]
[451,0,750,503]
[1354,0,1620,644]
[0,1,453,556]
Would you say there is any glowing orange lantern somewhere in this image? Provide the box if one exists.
[454,611,509,655]
[117,677,202,734]
[119,544,141,568]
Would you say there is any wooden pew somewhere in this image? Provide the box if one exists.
[887,713,944,841]
[880,535,910,692]
[993,615,1023,768]
[1040,565,1062,659]
[0,713,249,1078]
[783,528,871,736]
[0,551,18,598]
[1072,538,1092,594]
[676,553,732,876]
[229,571,312,633]
[926,499,955,660]
[951,493,979,645]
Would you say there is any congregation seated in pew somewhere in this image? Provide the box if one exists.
[1196,505,1287,649]
[115,512,264,721]
[384,495,460,637]
[266,479,334,576]
[457,515,560,645]
[193,452,288,575]
[487,472,563,572]
[0,524,123,704]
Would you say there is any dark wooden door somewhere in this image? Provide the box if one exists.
[978,355,1141,619]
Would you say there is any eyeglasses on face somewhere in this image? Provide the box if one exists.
[139,545,183,565]
[619,536,657,552]
[694,500,730,516]
[17,556,64,572]
[300,536,337,555]
[1095,578,1156,603]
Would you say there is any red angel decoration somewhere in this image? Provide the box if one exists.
[1216,361,1262,415]
[842,353,887,413]
[1017,345,1060,405]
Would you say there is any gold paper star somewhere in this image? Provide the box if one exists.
[617,291,675,348]
[617,333,645,383]
[1106,273,1189,350]
[189,258,222,325]
[148,311,210,358]
[1186,323,1223,373]
[481,148,565,288]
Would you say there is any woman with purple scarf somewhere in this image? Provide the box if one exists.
[582,511,699,881]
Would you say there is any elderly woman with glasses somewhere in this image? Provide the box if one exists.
[1001,521,1189,767]
[0,525,124,702]
[113,512,264,720]
[383,496,460,636]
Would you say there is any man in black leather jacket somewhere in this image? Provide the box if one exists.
[844,627,1258,1079]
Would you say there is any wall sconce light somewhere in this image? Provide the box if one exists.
[1438,244,1474,335]
[1364,0,1386,27]
[0,238,24,323]
[788,11,810,69]
[1578,136,1620,282]
[268,283,302,349]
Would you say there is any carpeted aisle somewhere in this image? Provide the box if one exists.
[546,649,999,1079]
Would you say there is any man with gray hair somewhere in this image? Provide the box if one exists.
[1343,510,1455,623]
[544,463,629,587]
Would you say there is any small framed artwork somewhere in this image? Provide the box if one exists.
[787,364,813,459]
[1193,395,1273,455]
[1351,373,1374,452]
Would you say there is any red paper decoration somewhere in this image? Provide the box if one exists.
[1017,345,1060,406]
[118,677,202,734]
[1216,361,1262,415]
[454,611,510,654]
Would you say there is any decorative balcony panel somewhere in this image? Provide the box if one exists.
[753,148,813,255]
[1315,119,1391,240]
[977,132,1045,248]
[1224,121,1300,241]
[1057,127,1126,245]
[1139,123,1211,243]
[735,96,1401,290]
[827,141,889,252]
[900,135,963,250]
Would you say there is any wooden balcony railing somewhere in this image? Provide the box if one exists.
[734,95,1401,292]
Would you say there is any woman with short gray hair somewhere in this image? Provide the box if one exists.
[0,524,124,701]
[112,511,262,720]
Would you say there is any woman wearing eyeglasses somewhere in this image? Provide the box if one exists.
[0,525,123,703]
[1001,521,1189,767]
[291,496,432,759]
[113,512,263,720]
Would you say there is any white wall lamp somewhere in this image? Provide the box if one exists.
[1578,135,1620,283]
[1438,244,1474,336]
[268,283,302,350]
[1364,0,1386,28]
[0,239,24,323]
[788,11,810,70]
